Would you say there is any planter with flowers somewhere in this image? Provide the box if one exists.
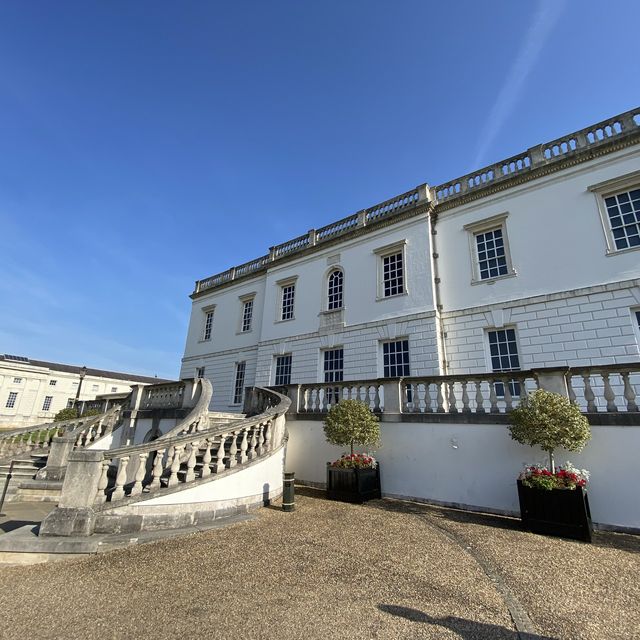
[323,400,381,503]
[509,389,593,542]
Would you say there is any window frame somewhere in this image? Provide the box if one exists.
[380,339,411,378]
[6,391,18,409]
[232,361,247,405]
[589,170,640,256]
[631,307,640,347]
[326,268,344,311]
[274,354,292,386]
[42,395,53,411]
[374,240,408,300]
[276,277,297,322]
[322,347,344,383]
[49,380,57,386]
[485,326,522,397]
[464,213,516,285]
[195,366,205,379]
[201,305,215,342]
[12,377,22,384]
[238,293,256,333]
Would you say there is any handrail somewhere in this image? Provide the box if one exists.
[157,377,214,439]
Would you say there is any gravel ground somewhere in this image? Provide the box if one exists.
[0,488,638,640]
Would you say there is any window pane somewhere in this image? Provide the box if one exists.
[476,228,509,280]
[605,188,640,250]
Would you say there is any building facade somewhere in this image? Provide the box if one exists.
[181,108,640,411]
[0,355,170,429]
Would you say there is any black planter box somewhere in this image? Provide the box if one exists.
[326,464,381,503]
[517,479,593,543]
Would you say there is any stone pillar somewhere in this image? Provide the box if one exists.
[40,432,76,481]
[380,380,403,422]
[39,450,104,537]
[119,384,145,447]
[308,229,317,246]
[534,368,570,397]
[286,385,301,415]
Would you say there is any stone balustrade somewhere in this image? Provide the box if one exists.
[40,387,291,536]
[73,403,127,448]
[159,378,214,438]
[434,108,640,204]
[141,382,185,410]
[288,363,640,423]
[194,185,429,294]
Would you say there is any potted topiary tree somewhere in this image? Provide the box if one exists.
[323,399,381,503]
[508,389,592,542]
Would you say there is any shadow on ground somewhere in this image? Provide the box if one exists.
[0,519,40,534]
[378,605,558,640]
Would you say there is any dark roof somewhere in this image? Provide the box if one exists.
[1,354,174,385]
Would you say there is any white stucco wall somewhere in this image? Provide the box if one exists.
[285,419,640,531]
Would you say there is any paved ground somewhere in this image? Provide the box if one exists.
[0,502,55,534]
[0,488,638,640]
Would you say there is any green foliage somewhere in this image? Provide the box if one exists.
[82,408,101,417]
[53,407,79,422]
[323,400,380,456]
[508,390,591,460]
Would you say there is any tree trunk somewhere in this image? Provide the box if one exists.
[549,451,555,474]
[350,441,354,456]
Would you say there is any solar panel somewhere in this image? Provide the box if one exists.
[3,354,30,362]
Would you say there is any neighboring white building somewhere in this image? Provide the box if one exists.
[181,108,640,411]
[0,354,171,429]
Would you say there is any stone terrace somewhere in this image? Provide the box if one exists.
[1,489,638,640]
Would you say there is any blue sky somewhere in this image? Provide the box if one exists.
[0,1,638,379]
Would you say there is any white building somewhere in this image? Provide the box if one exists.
[181,107,640,411]
[0,354,170,429]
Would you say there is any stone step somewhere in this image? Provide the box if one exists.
[14,479,63,503]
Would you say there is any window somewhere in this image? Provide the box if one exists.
[49,380,57,386]
[111,387,118,393]
[632,309,640,345]
[241,299,254,332]
[233,362,246,405]
[464,214,515,283]
[203,309,214,341]
[487,328,521,396]
[42,396,53,411]
[374,241,407,299]
[327,270,344,310]
[274,355,292,386]
[382,340,410,378]
[91,384,99,392]
[382,253,404,297]
[196,366,205,379]
[323,348,344,383]
[281,284,295,321]
[6,392,18,408]
[603,189,640,251]
[67,399,75,408]
[13,377,22,384]
[475,228,509,280]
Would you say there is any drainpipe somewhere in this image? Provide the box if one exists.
[428,208,449,375]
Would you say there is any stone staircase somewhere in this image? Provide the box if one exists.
[0,454,48,501]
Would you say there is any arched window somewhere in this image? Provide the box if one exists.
[327,269,343,310]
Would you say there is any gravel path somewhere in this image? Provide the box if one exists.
[0,488,638,640]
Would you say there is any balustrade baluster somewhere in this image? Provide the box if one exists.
[248,428,258,460]
[149,448,165,489]
[313,389,320,413]
[602,373,618,412]
[582,373,597,412]
[167,446,183,487]
[401,383,410,412]
[185,442,199,482]
[264,421,272,452]
[503,378,513,412]
[112,456,130,500]
[424,383,433,413]
[448,381,457,413]
[373,385,381,412]
[215,435,227,472]
[228,432,238,468]
[130,452,149,496]
[436,382,445,413]
[489,381,499,414]
[321,387,329,413]
[238,429,249,464]
[566,375,577,405]
[461,382,471,413]
[622,372,638,412]
[201,440,212,476]
[95,461,110,504]
[474,380,485,413]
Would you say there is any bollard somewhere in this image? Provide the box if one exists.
[282,472,295,512]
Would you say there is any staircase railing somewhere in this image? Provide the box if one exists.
[41,387,289,534]
[157,378,214,439]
